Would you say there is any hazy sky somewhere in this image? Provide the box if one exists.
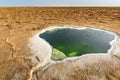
[0,0,120,6]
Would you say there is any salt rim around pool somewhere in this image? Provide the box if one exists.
[27,26,120,80]
[28,26,120,63]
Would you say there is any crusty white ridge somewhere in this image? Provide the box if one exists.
[27,26,120,80]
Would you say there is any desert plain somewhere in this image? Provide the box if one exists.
[0,7,120,80]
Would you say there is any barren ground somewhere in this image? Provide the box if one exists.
[0,7,120,80]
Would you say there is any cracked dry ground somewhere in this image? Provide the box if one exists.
[0,7,120,80]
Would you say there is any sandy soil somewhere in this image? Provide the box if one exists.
[0,7,120,80]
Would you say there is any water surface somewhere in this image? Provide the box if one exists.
[39,28,114,59]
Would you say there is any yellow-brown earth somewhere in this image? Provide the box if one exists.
[0,7,120,80]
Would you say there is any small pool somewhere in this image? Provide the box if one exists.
[39,27,114,60]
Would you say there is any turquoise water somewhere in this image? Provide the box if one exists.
[39,28,114,59]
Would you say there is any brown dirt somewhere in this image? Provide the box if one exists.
[0,7,120,80]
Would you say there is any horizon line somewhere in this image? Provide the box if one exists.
[0,6,119,7]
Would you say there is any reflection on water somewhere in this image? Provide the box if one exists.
[39,28,114,58]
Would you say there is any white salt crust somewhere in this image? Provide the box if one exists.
[27,26,120,80]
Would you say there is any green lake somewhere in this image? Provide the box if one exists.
[39,28,114,60]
